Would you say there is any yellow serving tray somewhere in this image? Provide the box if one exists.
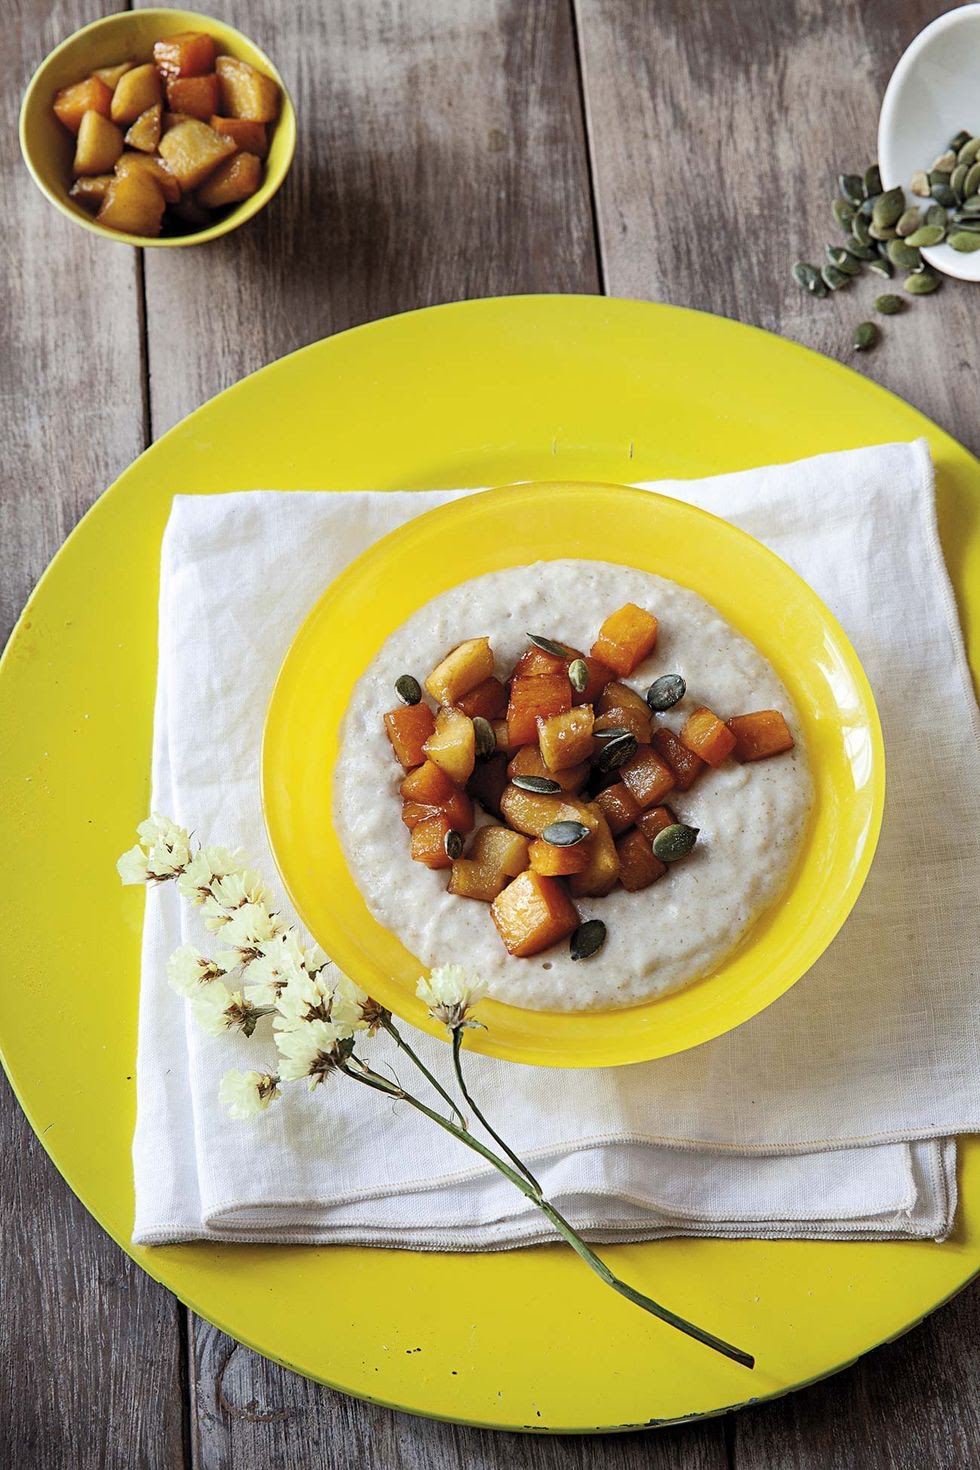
[1,297,978,1430]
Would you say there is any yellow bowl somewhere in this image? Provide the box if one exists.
[263,480,885,1068]
[19,7,296,248]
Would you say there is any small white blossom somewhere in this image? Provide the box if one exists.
[219,1069,280,1120]
[245,932,308,1007]
[416,964,488,1030]
[116,844,149,884]
[331,973,387,1034]
[274,967,335,1030]
[276,1019,353,1088]
[190,986,269,1039]
[117,813,191,884]
[167,943,225,997]
[302,941,329,975]
[202,869,275,929]
[214,903,285,967]
[177,846,246,905]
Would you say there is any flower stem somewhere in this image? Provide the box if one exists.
[451,1029,541,1194]
[380,1015,466,1129]
[342,1056,753,1369]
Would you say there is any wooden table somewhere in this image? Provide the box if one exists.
[3,2,979,1464]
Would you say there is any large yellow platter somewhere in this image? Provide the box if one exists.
[1,297,978,1430]
[263,482,883,1067]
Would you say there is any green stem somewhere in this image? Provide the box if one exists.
[451,1029,541,1194]
[380,1014,466,1128]
[341,1056,753,1370]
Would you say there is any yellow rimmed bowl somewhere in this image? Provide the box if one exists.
[262,479,885,1069]
[19,7,296,248]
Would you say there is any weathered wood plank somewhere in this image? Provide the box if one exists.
[574,0,980,458]
[1,4,188,1468]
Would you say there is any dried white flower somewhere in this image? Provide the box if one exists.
[416,964,488,1031]
[167,943,225,997]
[277,1019,354,1088]
[117,813,191,884]
[117,844,149,884]
[190,985,269,1039]
[302,941,329,975]
[219,1069,280,1120]
[274,967,335,1030]
[177,846,246,905]
[214,902,285,967]
[331,973,387,1034]
[244,932,307,1007]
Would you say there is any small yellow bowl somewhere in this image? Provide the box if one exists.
[19,7,296,248]
[263,481,886,1069]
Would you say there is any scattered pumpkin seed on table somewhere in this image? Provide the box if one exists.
[874,294,904,315]
[821,262,851,290]
[852,321,879,351]
[792,261,827,297]
[905,270,941,294]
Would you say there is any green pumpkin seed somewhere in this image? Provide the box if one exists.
[570,919,606,962]
[926,203,949,227]
[542,819,591,847]
[472,716,496,760]
[595,732,638,772]
[965,162,980,198]
[950,217,980,233]
[909,170,931,197]
[874,294,904,315]
[444,829,465,860]
[395,674,422,705]
[955,197,980,216]
[863,163,882,197]
[646,673,686,712]
[904,225,945,248]
[895,207,922,237]
[833,197,856,230]
[931,183,958,208]
[851,212,872,245]
[904,271,941,295]
[838,173,864,205]
[593,725,631,742]
[852,321,879,352]
[652,823,700,863]
[511,774,562,793]
[949,130,972,155]
[887,238,921,269]
[951,163,969,201]
[844,234,875,259]
[872,186,905,228]
[792,261,826,296]
[957,136,980,165]
[949,230,980,252]
[527,633,570,658]
[568,657,589,693]
[929,170,952,187]
[826,244,861,275]
[868,257,893,278]
[868,220,897,241]
[932,150,957,173]
[821,263,850,290]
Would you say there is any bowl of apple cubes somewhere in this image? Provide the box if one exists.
[21,10,294,245]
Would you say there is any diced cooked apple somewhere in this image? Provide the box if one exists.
[162,110,193,132]
[410,814,454,869]
[637,804,678,841]
[400,758,456,805]
[115,151,181,203]
[680,706,737,767]
[727,710,795,761]
[568,807,620,897]
[95,167,166,236]
[153,31,217,80]
[594,705,652,745]
[619,745,675,809]
[507,745,588,795]
[401,787,473,834]
[594,781,641,836]
[448,826,530,901]
[110,62,163,125]
[591,604,659,677]
[652,726,704,791]
[158,118,235,189]
[209,115,269,156]
[467,751,510,817]
[196,151,261,207]
[92,61,134,91]
[528,836,590,876]
[69,174,112,210]
[124,102,162,153]
[456,676,508,720]
[54,76,113,134]
[506,673,571,747]
[499,786,597,839]
[384,703,435,769]
[572,655,615,706]
[423,706,476,785]
[511,644,573,678]
[597,681,650,718]
[425,637,494,705]
[537,705,595,771]
[215,55,281,122]
[73,112,124,176]
[491,871,580,957]
[490,719,518,756]
[166,73,220,120]
[616,830,667,891]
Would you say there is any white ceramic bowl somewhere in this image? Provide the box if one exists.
[878,3,980,282]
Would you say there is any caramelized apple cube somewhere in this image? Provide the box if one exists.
[616,830,667,892]
[158,118,235,189]
[423,707,476,785]
[92,61,135,91]
[506,673,571,746]
[594,704,653,745]
[110,63,163,125]
[466,752,510,817]
[215,55,281,122]
[491,871,580,957]
[511,644,574,678]
[114,151,181,203]
[591,604,659,677]
[410,815,453,870]
[196,151,262,207]
[384,703,435,769]
[456,676,508,720]
[95,168,165,236]
[537,705,595,771]
[528,836,590,877]
[69,174,113,210]
[499,787,597,839]
[652,726,704,791]
[402,788,474,834]
[448,826,529,902]
[425,637,494,705]
[568,808,620,897]
[124,102,163,153]
[727,710,795,761]
[166,72,220,121]
[637,805,678,841]
[619,745,675,809]
[54,76,113,134]
[572,655,615,706]
[594,781,641,836]
[209,115,269,156]
[507,745,588,795]
[490,719,519,756]
[73,111,124,175]
[597,681,651,718]
[399,758,456,806]
[153,31,218,80]
[680,707,737,768]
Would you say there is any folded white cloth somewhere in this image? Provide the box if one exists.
[132,440,979,1246]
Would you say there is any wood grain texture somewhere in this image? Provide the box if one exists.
[574,0,980,458]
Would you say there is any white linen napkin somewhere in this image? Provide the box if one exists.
[132,440,978,1246]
